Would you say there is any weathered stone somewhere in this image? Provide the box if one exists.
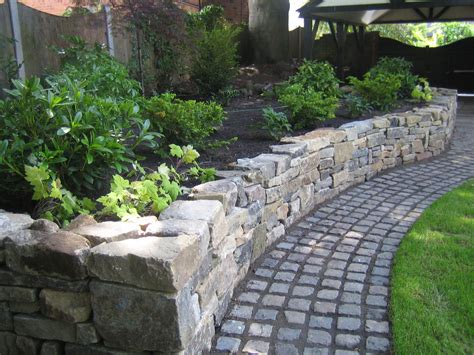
[90,281,200,352]
[334,142,355,164]
[0,303,12,331]
[270,143,307,157]
[367,133,386,147]
[9,301,40,314]
[254,154,291,175]
[41,341,63,355]
[245,185,266,205]
[16,335,41,354]
[333,170,349,187]
[5,230,90,280]
[64,214,97,231]
[88,235,207,293]
[76,323,101,344]
[281,135,330,153]
[0,269,89,292]
[14,314,76,342]
[192,180,238,214]
[145,219,209,239]
[159,200,227,248]
[0,286,37,302]
[0,331,16,355]
[372,118,390,129]
[236,159,275,180]
[69,221,142,246]
[406,115,421,126]
[0,212,34,234]
[65,343,147,355]
[39,289,91,323]
[226,208,249,235]
[251,224,267,262]
[340,120,374,140]
[387,127,408,139]
[30,219,60,233]
[126,216,157,230]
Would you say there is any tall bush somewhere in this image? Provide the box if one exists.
[188,5,241,95]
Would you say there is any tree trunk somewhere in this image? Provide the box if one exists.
[248,0,289,63]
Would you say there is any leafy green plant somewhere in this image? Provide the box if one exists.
[411,78,433,102]
[345,94,373,118]
[0,76,160,207]
[212,86,240,106]
[24,165,95,227]
[144,93,225,148]
[260,107,292,140]
[278,83,339,129]
[97,144,215,221]
[288,60,341,98]
[53,36,142,99]
[369,57,418,99]
[349,73,402,111]
[188,5,241,95]
[0,35,21,91]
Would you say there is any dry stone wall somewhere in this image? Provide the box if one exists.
[0,88,457,354]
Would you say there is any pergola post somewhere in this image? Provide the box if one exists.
[336,22,347,79]
[303,17,313,59]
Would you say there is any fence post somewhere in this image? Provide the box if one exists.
[7,0,25,80]
[104,5,115,57]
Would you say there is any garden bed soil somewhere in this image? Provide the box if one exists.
[196,95,419,170]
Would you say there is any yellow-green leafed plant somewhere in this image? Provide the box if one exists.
[411,78,433,102]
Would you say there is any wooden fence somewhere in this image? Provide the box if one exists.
[0,1,132,93]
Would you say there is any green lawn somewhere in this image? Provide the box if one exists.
[390,179,474,355]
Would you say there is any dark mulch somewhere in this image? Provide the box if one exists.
[198,95,419,170]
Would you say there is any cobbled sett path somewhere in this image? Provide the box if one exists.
[211,98,474,354]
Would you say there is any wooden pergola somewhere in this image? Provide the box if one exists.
[298,0,474,77]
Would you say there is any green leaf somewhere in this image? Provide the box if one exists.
[24,165,50,200]
[169,144,183,158]
[57,127,71,136]
[182,145,200,164]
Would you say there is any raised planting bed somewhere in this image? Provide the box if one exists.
[0,88,457,354]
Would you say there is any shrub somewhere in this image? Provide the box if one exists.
[278,83,339,129]
[277,60,340,128]
[53,36,142,99]
[411,78,433,102]
[349,73,402,111]
[369,57,418,99]
[288,60,341,98]
[260,107,292,140]
[345,93,373,118]
[188,6,241,95]
[144,93,225,148]
[0,77,159,208]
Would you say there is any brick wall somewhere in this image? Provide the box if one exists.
[203,0,249,23]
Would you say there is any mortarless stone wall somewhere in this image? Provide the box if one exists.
[0,88,457,354]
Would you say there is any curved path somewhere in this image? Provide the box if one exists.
[211,98,474,354]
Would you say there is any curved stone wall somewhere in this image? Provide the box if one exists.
[0,88,457,354]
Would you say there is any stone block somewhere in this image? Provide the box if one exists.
[145,219,209,240]
[69,222,142,246]
[41,341,63,355]
[191,180,238,214]
[332,170,349,187]
[226,208,249,235]
[0,269,88,293]
[387,127,408,139]
[0,332,16,355]
[88,235,207,293]
[76,323,101,344]
[159,200,227,248]
[5,230,90,280]
[14,314,76,342]
[16,335,41,354]
[64,214,97,231]
[372,118,390,129]
[251,224,267,262]
[270,143,307,157]
[0,286,37,302]
[9,301,40,314]
[254,154,291,175]
[0,303,12,331]
[65,344,148,355]
[39,289,91,323]
[90,281,200,352]
[334,142,355,164]
[299,153,321,173]
[281,135,330,153]
[30,219,60,233]
[245,185,266,205]
[0,212,33,235]
[367,133,386,148]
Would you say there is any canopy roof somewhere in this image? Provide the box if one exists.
[298,0,474,25]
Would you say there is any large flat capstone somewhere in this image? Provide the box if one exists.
[69,222,142,246]
[90,281,200,352]
[87,235,208,292]
[4,230,90,280]
[159,200,227,248]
